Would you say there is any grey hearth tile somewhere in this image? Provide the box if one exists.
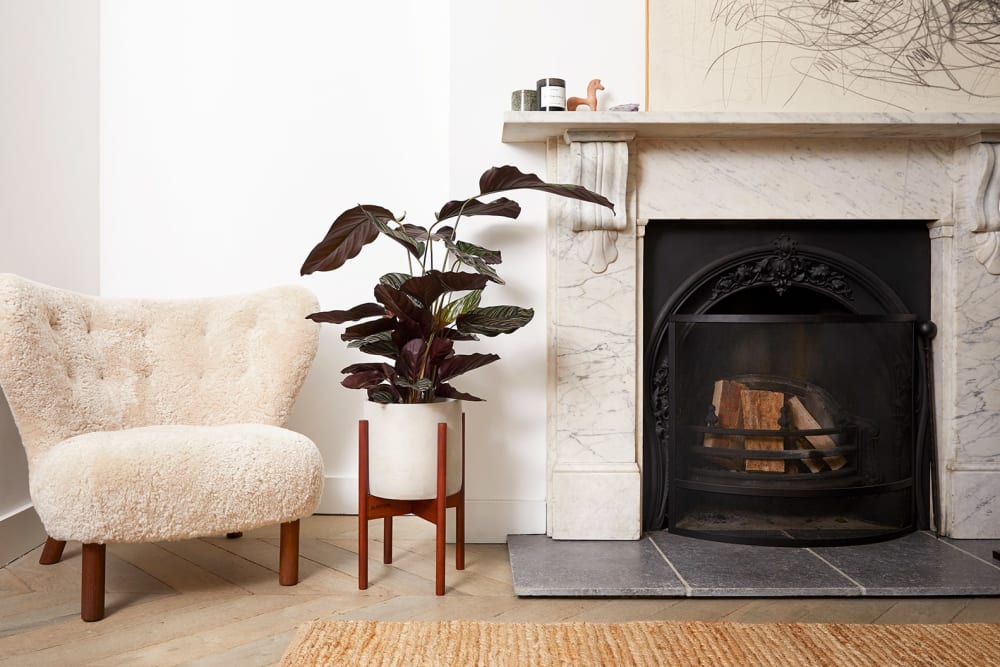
[811,531,1000,596]
[648,530,860,597]
[506,534,685,597]
[940,536,1000,567]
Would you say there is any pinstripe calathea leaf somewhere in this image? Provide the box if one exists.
[456,306,534,337]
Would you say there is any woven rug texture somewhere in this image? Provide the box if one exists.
[279,619,1000,666]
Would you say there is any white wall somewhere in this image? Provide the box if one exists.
[0,0,100,563]
[100,0,644,541]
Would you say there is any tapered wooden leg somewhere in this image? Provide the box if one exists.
[436,422,447,596]
[39,537,66,565]
[358,420,369,590]
[383,516,393,564]
[457,413,465,571]
[81,543,105,622]
[279,520,299,586]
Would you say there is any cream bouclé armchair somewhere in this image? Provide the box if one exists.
[0,274,324,621]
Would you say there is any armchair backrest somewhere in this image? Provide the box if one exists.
[0,274,320,466]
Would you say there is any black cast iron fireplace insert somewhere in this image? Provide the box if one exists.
[643,221,935,547]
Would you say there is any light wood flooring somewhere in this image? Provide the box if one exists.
[3,514,1000,666]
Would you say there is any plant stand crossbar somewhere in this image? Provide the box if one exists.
[358,415,465,595]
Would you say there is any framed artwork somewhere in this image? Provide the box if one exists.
[646,1,1000,112]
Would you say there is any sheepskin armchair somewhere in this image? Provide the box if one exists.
[0,274,324,621]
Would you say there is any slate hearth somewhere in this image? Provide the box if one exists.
[508,532,1000,597]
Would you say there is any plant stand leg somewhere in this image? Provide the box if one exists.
[436,422,447,596]
[457,413,466,571]
[358,420,369,591]
[383,516,393,564]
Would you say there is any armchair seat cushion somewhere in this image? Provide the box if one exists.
[31,424,324,544]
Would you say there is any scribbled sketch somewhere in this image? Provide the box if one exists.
[707,0,1000,108]
[648,0,1000,112]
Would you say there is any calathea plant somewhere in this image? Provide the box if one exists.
[300,165,614,404]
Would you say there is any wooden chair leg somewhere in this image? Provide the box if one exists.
[81,543,106,622]
[279,520,299,586]
[39,537,66,565]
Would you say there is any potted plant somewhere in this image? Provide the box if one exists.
[300,165,613,499]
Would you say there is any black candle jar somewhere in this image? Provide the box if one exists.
[536,77,566,111]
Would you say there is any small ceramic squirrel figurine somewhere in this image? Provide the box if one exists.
[567,79,604,111]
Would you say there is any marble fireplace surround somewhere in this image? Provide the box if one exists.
[503,111,1000,541]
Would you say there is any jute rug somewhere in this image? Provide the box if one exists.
[279,619,1000,666]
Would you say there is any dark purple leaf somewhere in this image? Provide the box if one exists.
[400,271,489,307]
[300,204,392,275]
[436,197,521,223]
[402,224,454,242]
[426,337,454,366]
[307,303,386,324]
[477,165,615,212]
[341,316,397,341]
[437,328,479,342]
[374,284,433,331]
[435,383,485,402]
[368,385,401,403]
[397,338,426,383]
[341,362,389,375]
[342,367,393,390]
[437,353,500,383]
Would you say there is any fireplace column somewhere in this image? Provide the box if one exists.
[545,131,640,539]
[943,135,1000,538]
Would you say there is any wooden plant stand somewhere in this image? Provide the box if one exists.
[358,414,465,595]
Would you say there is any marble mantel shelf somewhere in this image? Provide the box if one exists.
[502,111,1000,143]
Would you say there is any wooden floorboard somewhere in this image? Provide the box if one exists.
[2,514,999,665]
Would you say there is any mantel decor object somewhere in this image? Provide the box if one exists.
[567,78,604,111]
[511,89,538,111]
[536,77,566,111]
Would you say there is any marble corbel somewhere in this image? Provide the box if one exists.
[563,131,633,273]
[968,138,1000,274]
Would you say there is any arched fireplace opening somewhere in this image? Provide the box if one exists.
[643,221,934,546]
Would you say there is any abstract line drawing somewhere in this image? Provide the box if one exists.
[706,0,1000,109]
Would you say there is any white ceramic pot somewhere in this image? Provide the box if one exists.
[363,398,463,500]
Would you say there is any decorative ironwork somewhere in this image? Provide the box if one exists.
[711,235,854,301]
[651,357,671,445]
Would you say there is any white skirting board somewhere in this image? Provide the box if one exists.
[317,474,545,543]
[0,505,47,567]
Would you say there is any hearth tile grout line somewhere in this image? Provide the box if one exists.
[805,548,866,595]
[647,535,692,596]
[928,531,1000,571]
